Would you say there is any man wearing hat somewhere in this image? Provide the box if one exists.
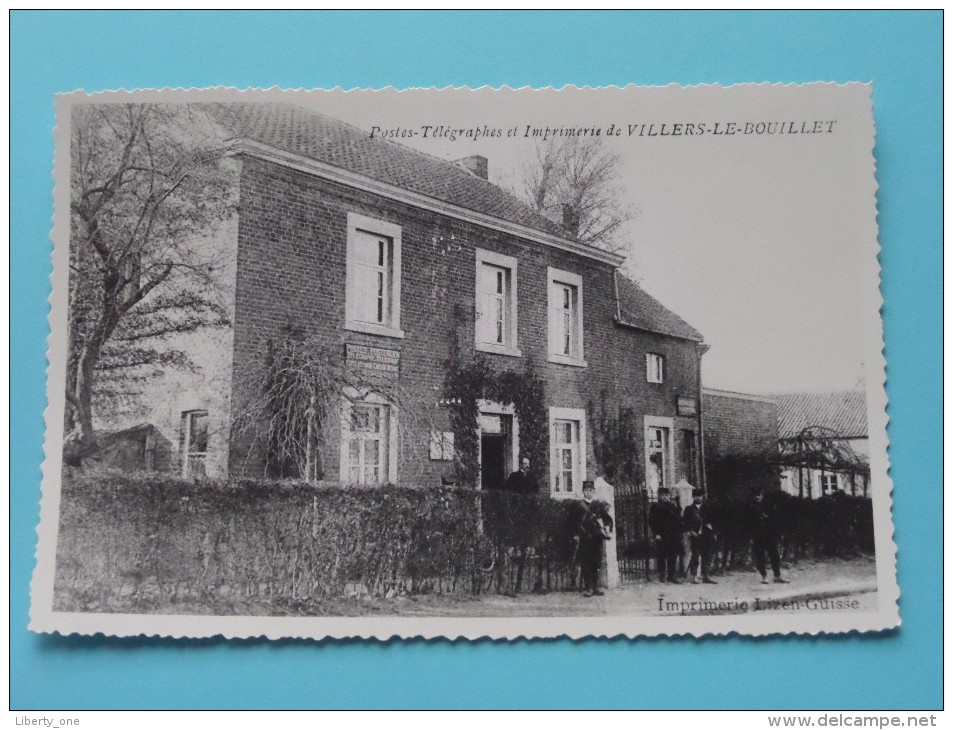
[648,487,683,583]
[683,487,717,584]
[570,481,614,597]
[749,487,789,584]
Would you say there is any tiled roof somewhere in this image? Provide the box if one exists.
[615,273,705,342]
[200,102,571,240]
[773,391,868,439]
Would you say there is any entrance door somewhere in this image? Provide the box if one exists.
[481,434,507,491]
[479,412,512,491]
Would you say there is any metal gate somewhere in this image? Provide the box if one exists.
[613,482,653,582]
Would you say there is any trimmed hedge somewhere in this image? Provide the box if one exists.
[53,471,585,614]
[706,491,875,570]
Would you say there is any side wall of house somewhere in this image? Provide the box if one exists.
[229,155,702,489]
[92,157,242,478]
[702,389,780,499]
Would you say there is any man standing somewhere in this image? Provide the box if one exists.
[570,481,614,597]
[683,487,717,584]
[504,457,538,495]
[648,487,683,584]
[502,456,538,593]
[750,487,789,584]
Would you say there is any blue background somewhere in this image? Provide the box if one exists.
[10,10,942,710]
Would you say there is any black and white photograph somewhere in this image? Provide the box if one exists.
[32,85,896,639]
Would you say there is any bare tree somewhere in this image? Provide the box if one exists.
[65,103,234,466]
[511,136,634,252]
[779,426,871,499]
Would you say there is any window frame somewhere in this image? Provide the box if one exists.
[547,267,586,367]
[548,406,587,495]
[820,472,840,495]
[339,389,399,485]
[644,415,675,499]
[474,248,521,357]
[344,212,404,339]
[646,352,665,383]
[181,409,209,478]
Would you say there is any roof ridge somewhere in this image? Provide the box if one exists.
[614,271,704,342]
[208,101,573,241]
[770,390,866,397]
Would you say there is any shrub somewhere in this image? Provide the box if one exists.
[52,471,584,614]
[705,491,875,570]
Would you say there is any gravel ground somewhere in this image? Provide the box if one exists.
[74,555,878,618]
[370,555,879,617]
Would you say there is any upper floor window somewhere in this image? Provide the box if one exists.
[646,353,665,383]
[475,249,520,356]
[547,267,586,367]
[345,213,403,338]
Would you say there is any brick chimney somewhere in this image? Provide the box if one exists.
[455,155,488,180]
[562,203,580,236]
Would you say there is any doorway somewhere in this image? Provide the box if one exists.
[479,412,513,491]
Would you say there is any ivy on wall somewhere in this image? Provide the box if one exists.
[591,393,642,487]
[443,334,548,488]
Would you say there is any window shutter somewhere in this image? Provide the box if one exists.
[476,264,490,343]
[548,281,561,355]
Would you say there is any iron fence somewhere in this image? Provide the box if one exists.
[613,482,653,582]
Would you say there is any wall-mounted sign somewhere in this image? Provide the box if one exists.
[346,343,400,379]
[677,396,697,416]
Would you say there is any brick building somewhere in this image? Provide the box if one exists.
[774,390,869,498]
[702,388,780,500]
[106,103,707,498]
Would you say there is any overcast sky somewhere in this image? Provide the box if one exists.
[261,84,880,395]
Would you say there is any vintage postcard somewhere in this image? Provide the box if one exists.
[31,84,896,639]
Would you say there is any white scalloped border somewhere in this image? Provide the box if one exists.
[30,83,898,641]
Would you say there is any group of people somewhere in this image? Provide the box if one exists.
[502,459,614,599]
[649,486,789,585]
[495,459,790,597]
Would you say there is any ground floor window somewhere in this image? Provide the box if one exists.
[340,393,397,485]
[549,407,586,494]
[182,410,208,477]
[645,424,671,496]
[347,403,389,484]
[820,472,840,495]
